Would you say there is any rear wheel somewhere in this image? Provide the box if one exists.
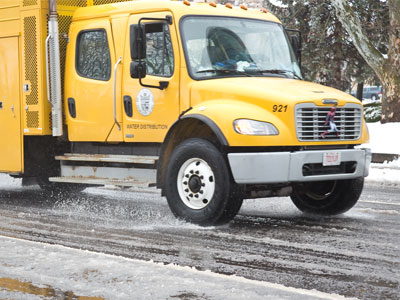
[290,178,364,215]
[164,138,243,226]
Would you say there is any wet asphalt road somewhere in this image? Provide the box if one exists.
[0,183,399,299]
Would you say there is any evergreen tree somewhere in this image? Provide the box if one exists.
[264,0,387,95]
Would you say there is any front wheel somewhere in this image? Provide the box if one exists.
[290,178,364,215]
[164,138,243,226]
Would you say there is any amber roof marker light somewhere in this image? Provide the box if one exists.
[240,4,248,10]
[260,8,268,13]
[225,3,233,8]
[183,0,190,6]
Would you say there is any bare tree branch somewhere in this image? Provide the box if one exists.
[330,0,386,81]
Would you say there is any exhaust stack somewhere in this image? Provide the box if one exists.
[46,0,63,136]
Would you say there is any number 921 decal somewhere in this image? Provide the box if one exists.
[272,105,288,112]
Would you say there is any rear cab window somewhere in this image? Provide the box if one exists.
[76,29,111,81]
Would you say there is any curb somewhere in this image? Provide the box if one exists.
[372,153,399,163]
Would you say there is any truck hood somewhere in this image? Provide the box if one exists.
[189,77,359,107]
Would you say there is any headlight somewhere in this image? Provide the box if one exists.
[233,119,279,135]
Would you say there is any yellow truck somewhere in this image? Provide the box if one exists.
[0,0,371,225]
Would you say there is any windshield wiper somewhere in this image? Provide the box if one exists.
[196,69,253,77]
[255,69,302,80]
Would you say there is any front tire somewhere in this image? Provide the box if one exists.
[290,178,364,215]
[164,138,243,226]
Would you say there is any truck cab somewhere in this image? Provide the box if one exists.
[0,0,371,226]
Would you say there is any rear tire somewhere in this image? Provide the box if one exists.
[164,138,243,226]
[290,178,364,215]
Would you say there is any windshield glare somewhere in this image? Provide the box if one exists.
[181,16,302,79]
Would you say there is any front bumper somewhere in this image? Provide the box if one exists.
[228,148,371,184]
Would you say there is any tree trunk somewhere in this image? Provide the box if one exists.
[381,75,400,122]
[356,82,364,102]
[381,0,400,122]
[332,20,343,90]
[330,0,400,123]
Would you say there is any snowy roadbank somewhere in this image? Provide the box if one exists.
[365,122,400,156]
[365,160,400,187]
[0,236,350,300]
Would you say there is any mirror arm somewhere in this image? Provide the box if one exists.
[139,77,169,90]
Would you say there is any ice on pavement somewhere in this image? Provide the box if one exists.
[0,236,353,300]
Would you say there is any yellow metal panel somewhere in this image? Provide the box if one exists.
[0,0,20,37]
[121,11,180,143]
[20,8,47,135]
[0,37,23,173]
[0,0,20,6]
[72,1,281,24]
[185,77,370,147]
[64,19,120,141]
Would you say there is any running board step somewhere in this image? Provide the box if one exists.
[49,176,155,187]
[55,153,158,164]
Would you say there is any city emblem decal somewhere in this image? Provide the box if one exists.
[136,88,154,117]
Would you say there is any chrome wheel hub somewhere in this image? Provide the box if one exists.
[177,158,215,210]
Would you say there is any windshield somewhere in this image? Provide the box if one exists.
[181,16,302,79]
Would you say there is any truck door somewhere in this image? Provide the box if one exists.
[0,37,23,173]
[122,12,180,142]
[65,19,122,142]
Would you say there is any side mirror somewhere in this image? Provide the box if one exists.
[291,35,300,53]
[286,29,302,67]
[130,24,146,60]
[130,61,146,79]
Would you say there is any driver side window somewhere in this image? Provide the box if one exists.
[145,23,174,77]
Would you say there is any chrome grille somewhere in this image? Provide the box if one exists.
[295,103,362,141]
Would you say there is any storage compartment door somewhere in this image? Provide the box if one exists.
[0,37,23,172]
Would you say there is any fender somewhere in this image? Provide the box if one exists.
[180,114,229,146]
[184,100,292,147]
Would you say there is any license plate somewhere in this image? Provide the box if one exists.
[323,152,341,166]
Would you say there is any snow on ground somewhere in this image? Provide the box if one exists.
[366,160,400,186]
[361,121,400,186]
[0,236,349,300]
[365,122,400,155]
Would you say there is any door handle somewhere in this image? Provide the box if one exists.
[123,95,133,117]
[68,97,76,118]
[11,104,15,117]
